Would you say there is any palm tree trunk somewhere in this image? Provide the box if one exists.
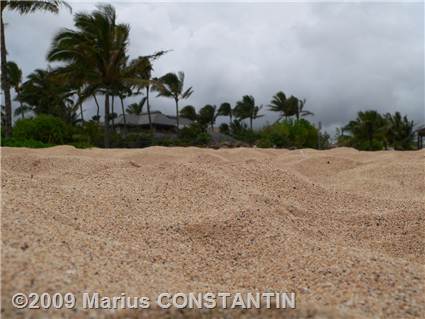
[104,93,110,148]
[111,95,115,130]
[146,86,153,131]
[93,94,100,123]
[229,113,232,125]
[78,91,84,123]
[1,8,12,138]
[175,98,179,130]
[250,117,253,130]
[19,102,24,120]
[119,96,127,138]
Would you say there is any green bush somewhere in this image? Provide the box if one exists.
[219,123,230,135]
[124,132,153,148]
[258,119,318,149]
[13,115,70,144]
[179,123,211,146]
[355,139,384,151]
[256,138,273,148]
[1,137,53,148]
[232,129,258,145]
[194,132,211,145]
[155,137,176,146]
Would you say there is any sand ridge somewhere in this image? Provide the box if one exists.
[1,146,424,318]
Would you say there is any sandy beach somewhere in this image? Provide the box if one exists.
[1,146,424,318]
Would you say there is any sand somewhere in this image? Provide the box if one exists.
[1,146,424,318]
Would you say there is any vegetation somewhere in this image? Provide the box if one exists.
[233,95,263,130]
[198,104,217,130]
[269,92,313,121]
[1,0,71,138]
[13,115,70,145]
[154,71,193,129]
[257,119,319,149]
[338,110,415,150]
[1,4,418,151]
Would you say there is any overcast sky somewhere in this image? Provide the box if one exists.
[3,1,424,133]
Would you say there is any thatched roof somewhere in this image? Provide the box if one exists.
[415,125,425,136]
[115,111,192,128]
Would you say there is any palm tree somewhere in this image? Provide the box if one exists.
[269,91,301,122]
[5,61,21,93]
[217,102,232,125]
[126,98,146,115]
[234,95,263,129]
[14,104,32,120]
[199,104,217,130]
[269,91,288,121]
[385,112,414,150]
[180,105,197,122]
[19,68,76,123]
[295,98,314,120]
[127,55,166,131]
[3,61,24,119]
[344,110,389,150]
[154,71,193,129]
[48,4,129,148]
[1,0,71,137]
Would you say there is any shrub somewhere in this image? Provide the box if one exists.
[219,123,230,135]
[124,132,154,148]
[13,115,70,144]
[256,138,273,148]
[179,123,211,146]
[355,139,384,151]
[258,119,318,149]
[1,137,53,148]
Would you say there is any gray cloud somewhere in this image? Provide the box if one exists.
[3,2,424,134]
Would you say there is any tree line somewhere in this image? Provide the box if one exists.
[338,110,415,150]
[1,1,418,150]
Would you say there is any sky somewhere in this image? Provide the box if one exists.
[3,1,424,134]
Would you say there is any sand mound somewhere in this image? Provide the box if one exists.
[1,146,424,319]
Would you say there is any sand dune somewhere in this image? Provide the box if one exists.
[1,146,424,318]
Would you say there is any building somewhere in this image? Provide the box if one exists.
[114,111,192,134]
[416,125,425,149]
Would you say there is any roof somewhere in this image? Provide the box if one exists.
[415,125,425,136]
[115,111,192,127]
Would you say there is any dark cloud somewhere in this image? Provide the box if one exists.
[3,2,424,134]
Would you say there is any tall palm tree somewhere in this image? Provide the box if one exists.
[19,68,76,123]
[199,104,217,130]
[48,4,129,148]
[180,105,197,122]
[154,71,193,129]
[126,53,166,131]
[14,104,32,119]
[8,60,33,120]
[217,102,232,125]
[1,0,71,137]
[126,97,146,115]
[385,112,414,150]
[3,61,21,119]
[234,95,263,129]
[295,98,314,120]
[52,64,90,123]
[344,110,389,150]
[269,91,296,121]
